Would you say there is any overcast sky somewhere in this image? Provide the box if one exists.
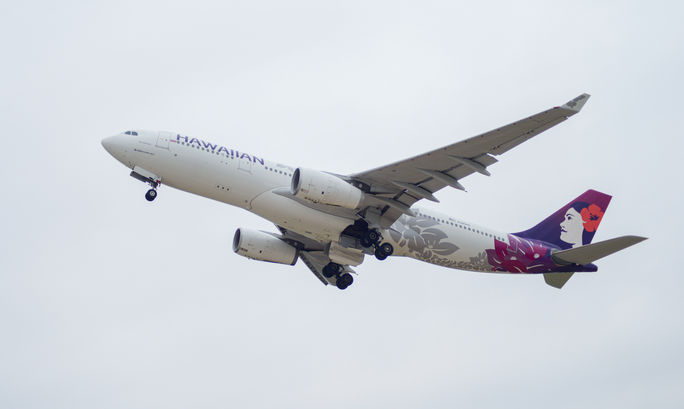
[1,1,682,408]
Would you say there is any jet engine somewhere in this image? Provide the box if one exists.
[290,168,365,209]
[232,228,299,265]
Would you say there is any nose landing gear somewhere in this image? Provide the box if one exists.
[145,189,158,202]
[129,166,161,203]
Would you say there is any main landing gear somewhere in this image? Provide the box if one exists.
[322,262,354,290]
[360,229,394,261]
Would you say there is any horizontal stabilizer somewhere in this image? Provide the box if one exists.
[552,235,647,265]
[544,272,574,289]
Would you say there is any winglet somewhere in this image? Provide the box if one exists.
[561,93,591,112]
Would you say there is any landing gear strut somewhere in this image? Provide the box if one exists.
[130,166,161,203]
[145,189,158,202]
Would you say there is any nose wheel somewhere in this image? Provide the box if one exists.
[145,189,158,202]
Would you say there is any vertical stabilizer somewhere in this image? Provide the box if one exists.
[515,190,612,249]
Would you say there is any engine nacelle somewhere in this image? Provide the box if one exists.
[290,168,365,209]
[232,228,298,265]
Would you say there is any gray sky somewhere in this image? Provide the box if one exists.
[1,1,682,408]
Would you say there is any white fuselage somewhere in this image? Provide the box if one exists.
[103,130,509,273]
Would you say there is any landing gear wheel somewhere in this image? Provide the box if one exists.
[379,242,394,256]
[145,189,157,202]
[375,242,393,261]
[364,229,380,245]
[336,273,353,290]
[361,229,381,249]
[375,247,388,261]
[322,262,343,278]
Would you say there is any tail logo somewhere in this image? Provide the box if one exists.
[581,204,604,232]
[560,202,605,248]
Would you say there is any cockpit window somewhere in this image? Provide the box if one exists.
[124,131,138,136]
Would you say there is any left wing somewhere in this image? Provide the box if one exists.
[350,94,590,227]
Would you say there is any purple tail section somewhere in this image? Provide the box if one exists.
[514,189,612,250]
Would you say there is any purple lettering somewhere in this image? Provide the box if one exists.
[189,138,201,146]
[252,156,264,165]
[218,146,230,155]
[240,153,252,161]
[202,141,217,151]
[176,134,188,143]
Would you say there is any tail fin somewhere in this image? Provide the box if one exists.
[515,189,612,249]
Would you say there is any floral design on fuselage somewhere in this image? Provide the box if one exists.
[485,234,556,273]
[389,214,460,261]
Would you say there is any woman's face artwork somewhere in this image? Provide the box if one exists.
[560,208,584,247]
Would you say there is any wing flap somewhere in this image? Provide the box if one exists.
[298,251,331,285]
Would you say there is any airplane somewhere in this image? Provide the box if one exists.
[102,93,646,290]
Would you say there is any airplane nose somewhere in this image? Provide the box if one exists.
[101,136,115,154]
[102,134,128,164]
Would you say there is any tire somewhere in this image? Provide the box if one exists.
[375,247,388,261]
[379,242,394,257]
[145,189,157,202]
[322,263,336,278]
[366,230,379,243]
[336,273,353,290]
